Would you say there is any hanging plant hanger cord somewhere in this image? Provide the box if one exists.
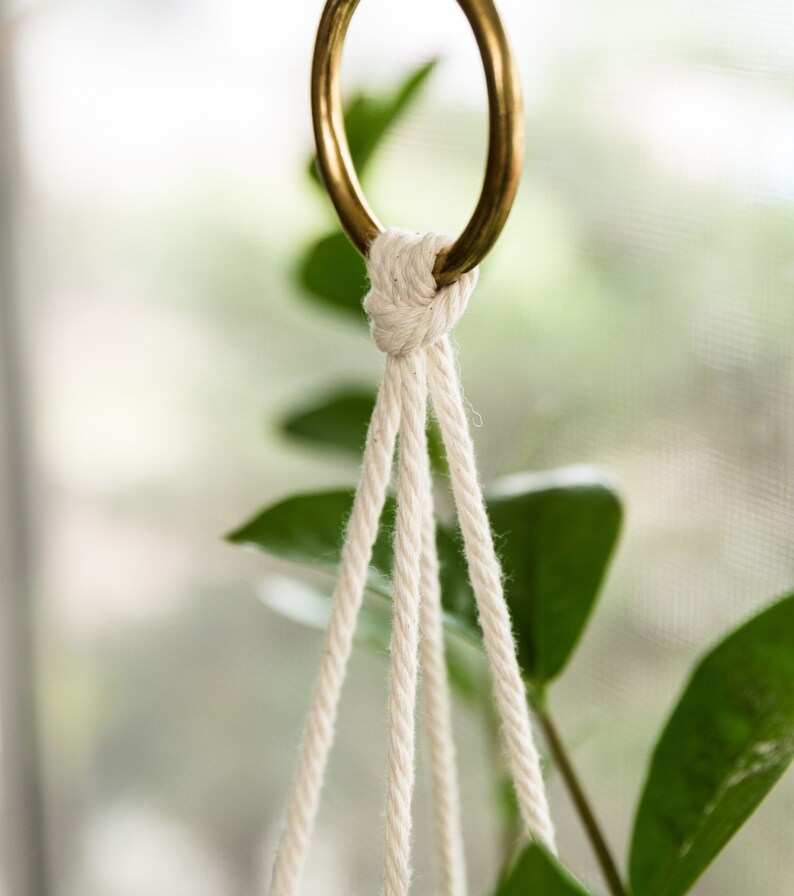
[269,229,556,896]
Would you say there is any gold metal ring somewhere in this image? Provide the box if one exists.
[311,0,524,287]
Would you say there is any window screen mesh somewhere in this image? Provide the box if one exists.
[2,1,792,894]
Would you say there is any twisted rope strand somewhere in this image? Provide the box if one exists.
[270,357,401,896]
[428,336,557,852]
[417,401,468,896]
[269,228,554,896]
[384,352,429,896]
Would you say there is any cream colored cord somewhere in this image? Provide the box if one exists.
[270,228,555,896]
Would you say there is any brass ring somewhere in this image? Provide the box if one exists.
[311,0,524,287]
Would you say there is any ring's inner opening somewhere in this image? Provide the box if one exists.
[338,0,490,240]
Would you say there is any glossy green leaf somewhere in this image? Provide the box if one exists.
[308,59,438,186]
[281,387,376,455]
[494,843,595,896]
[280,386,447,470]
[297,230,368,320]
[226,489,473,635]
[227,490,394,597]
[228,467,623,685]
[486,466,623,685]
[629,592,794,896]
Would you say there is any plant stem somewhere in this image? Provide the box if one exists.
[534,701,627,896]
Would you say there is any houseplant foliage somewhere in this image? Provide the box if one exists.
[228,63,794,895]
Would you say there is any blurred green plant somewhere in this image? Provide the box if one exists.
[228,62,794,896]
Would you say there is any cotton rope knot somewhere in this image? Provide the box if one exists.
[364,229,479,355]
[269,227,555,896]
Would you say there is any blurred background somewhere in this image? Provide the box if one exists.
[1,0,793,894]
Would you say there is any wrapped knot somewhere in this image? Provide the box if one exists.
[364,228,479,355]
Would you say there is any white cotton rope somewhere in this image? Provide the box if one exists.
[384,350,428,896]
[418,444,467,896]
[269,359,401,896]
[269,228,555,896]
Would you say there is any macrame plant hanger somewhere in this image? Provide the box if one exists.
[270,2,556,895]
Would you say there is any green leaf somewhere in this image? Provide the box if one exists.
[227,490,394,597]
[486,466,623,685]
[234,490,482,701]
[297,230,368,320]
[280,385,447,470]
[228,466,623,683]
[629,592,794,896]
[228,488,478,631]
[494,843,595,896]
[308,59,438,186]
[227,489,476,635]
[281,387,376,455]
[436,522,478,639]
